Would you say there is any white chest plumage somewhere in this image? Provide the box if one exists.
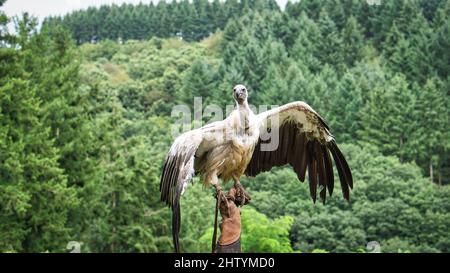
[230,109,259,147]
[215,108,259,181]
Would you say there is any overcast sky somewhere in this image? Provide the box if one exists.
[3,0,297,21]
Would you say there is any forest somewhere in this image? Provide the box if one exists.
[0,0,449,253]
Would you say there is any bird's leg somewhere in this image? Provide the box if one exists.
[211,174,227,204]
[210,175,231,220]
[213,184,228,204]
[232,176,251,206]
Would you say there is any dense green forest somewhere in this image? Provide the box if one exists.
[43,0,280,43]
[0,0,449,253]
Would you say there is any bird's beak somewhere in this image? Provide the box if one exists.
[235,90,244,99]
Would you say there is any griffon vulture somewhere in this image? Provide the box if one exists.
[160,84,353,252]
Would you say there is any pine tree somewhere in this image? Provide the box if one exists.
[179,0,197,41]
[431,4,450,79]
[257,63,288,106]
[273,14,301,49]
[178,58,216,107]
[193,0,211,40]
[328,71,364,143]
[325,0,347,30]
[104,5,120,40]
[395,0,422,35]
[405,13,435,83]
[386,34,412,77]
[302,65,338,115]
[316,9,344,70]
[97,5,110,40]
[290,12,322,73]
[382,23,413,77]
[0,14,78,252]
[119,4,133,40]
[411,78,449,184]
[341,16,365,67]
[359,74,417,162]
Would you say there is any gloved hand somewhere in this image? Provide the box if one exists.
[216,187,241,253]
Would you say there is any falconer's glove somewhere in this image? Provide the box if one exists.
[216,187,241,253]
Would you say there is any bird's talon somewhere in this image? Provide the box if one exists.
[215,189,227,204]
[234,183,251,206]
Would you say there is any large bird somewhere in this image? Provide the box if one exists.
[160,84,353,252]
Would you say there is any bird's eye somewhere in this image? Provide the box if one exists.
[233,88,236,92]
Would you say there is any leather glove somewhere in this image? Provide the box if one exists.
[216,187,241,253]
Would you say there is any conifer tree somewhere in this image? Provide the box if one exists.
[328,71,364,143]
[0,13,78,252]
[316,9,344,71]
[411,79,449,184]
[359,74,417,162]
[341,16,365,67]
[290,12,322,73]
[178,58,216,107]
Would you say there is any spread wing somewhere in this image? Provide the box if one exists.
[160,121,225,252]
[245,101,353,203]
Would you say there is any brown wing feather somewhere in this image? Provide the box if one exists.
[297,134,308,182]
[321,145,335,197]
[328,140,352,200]
[280,124,290,164]
[160,128,213,252]
[315,141,327,203]
[307,141,318,203]
[245,101,353,203]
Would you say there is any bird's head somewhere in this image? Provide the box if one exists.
[233,84,248,104]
